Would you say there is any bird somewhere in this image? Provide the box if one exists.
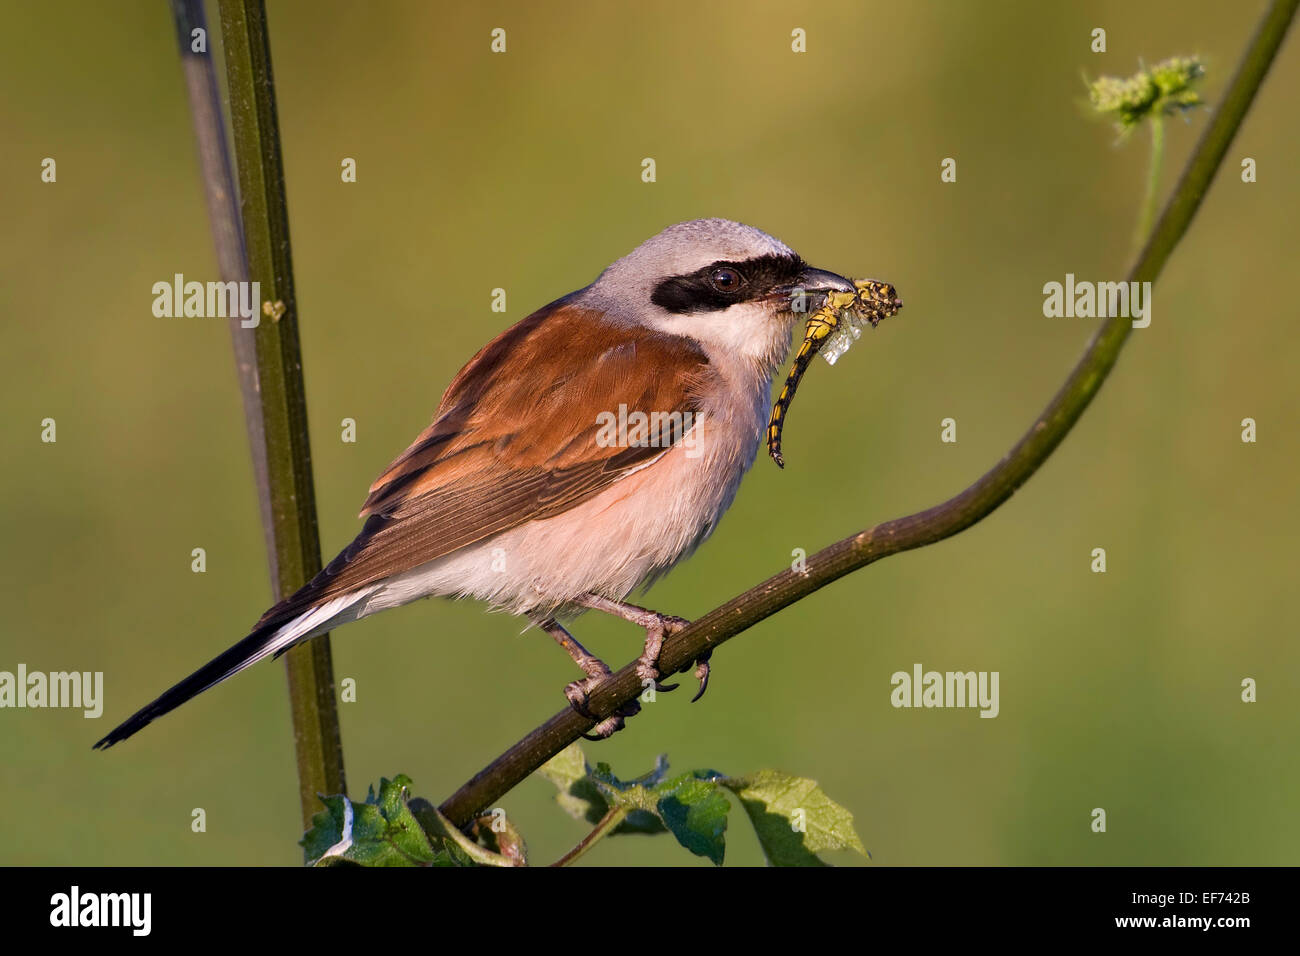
[94,217,868,747]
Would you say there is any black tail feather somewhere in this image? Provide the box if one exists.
[92,620,285,750]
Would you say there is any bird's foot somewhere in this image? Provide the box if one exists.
[565,671,641,740]
[619,608,712,703]
[634,612,691,693]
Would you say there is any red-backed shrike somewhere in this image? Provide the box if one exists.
[96,218,884,746]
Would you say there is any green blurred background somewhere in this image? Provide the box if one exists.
[1,0,1296,866]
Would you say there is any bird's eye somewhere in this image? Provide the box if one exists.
[708,268,743,292]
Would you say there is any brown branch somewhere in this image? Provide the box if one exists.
[439,0,1298,829]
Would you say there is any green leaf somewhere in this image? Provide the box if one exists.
[538,749,866,867]
[301,775,437,867]
[655,774,730,866]
[537,743,608,824]
[588,762,658,812]
[613,809,668,835]
[536,744,666,834]
[721,770,869,867]
[587,759,675,836]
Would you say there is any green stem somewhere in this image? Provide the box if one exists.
[1135,115,1165,252]
[216,0,346,834]
[439,0,1300,829]
[549,807,630,867]
[168,0,273,546]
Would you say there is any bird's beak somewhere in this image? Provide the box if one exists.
[771,267,857,311]
[793,267,857,294]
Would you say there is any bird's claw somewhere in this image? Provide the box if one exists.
[566,674,640,740]
[564,672,609,717]
[580,699,642,740]
[688,651,712,703]
[635,656,679,693]
[582,719,623,741]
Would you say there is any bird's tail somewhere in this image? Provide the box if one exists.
[92,589,366,750]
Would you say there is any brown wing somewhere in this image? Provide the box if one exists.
[257,299,712,627]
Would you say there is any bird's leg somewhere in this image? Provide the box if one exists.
[536,617,637,740]
[574,593,712,701]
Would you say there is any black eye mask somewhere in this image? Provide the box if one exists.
[650,254,808,314]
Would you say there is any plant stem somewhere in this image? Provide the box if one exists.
[168,0,275,553]
[439,0,1300,830]
[549,807,630,868]
[1135,115,1165,252]
[216,0,346,830]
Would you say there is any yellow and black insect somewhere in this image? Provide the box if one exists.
[766,278,902,467]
